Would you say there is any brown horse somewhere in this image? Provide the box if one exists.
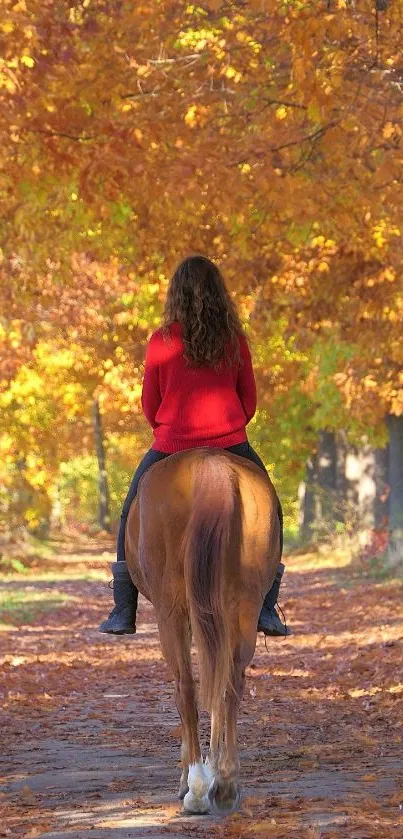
[125,447,281,815]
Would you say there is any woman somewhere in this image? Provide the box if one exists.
[99,255,290,637]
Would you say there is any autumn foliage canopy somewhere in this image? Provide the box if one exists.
[1,0,402,534]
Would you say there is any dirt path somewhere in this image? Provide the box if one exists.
[1,540,403,838]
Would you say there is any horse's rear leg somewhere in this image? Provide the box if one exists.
[158,611,211,813]
[209,670,243,814]
[209,643,253,815]
[208,706,223,774]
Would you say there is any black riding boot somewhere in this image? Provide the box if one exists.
[257,562,290,637]
[99,562,138,635]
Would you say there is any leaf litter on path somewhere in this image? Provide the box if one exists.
[1,539,403,838]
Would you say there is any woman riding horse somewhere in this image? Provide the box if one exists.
[99,254,290,638]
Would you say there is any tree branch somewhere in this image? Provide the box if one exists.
[24,128,96,142]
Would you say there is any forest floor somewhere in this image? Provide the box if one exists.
[1,536,403,839]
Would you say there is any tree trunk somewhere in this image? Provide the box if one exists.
[298,453,317,542]
[344,442,388,542]
[315,430,337,534]
[50,482,62,532]
[344,444,360,523]
[358,442,378,533]
[386,414,403,567]
[335,430,348,523]
[92,398,111,533]
[373,446,389,530]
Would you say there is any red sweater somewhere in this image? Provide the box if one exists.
[141,322,257,453]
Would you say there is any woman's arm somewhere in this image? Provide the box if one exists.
[141,334,162,429]
[236,334,257,423]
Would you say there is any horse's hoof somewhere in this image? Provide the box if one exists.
[183,791,210,815]
[208,779,240,817]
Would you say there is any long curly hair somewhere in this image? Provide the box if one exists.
[162,255,244,367]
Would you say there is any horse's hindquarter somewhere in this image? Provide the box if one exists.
[125,450,280,627]
[125,453,194,609]
[227,457,280,651]
[236,459,280,598]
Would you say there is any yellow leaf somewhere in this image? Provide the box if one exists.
[184,104,197,127]
[21,55,35,68]
[383,121,401,139]
[224,65,241,82]
[275,105,287,120]
[3,77,17,93]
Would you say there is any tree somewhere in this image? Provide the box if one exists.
[2,0,402,545]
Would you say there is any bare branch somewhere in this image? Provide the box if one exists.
[23,128,96,142]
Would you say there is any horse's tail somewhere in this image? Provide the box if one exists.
[183,452,237,714]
